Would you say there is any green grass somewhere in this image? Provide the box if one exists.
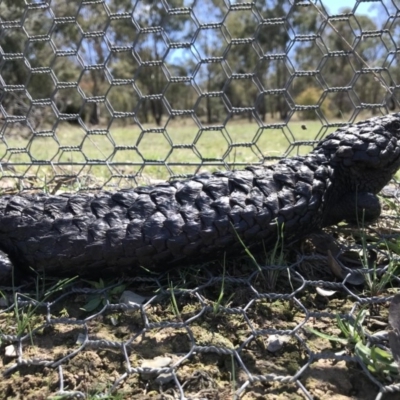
[0,118,340,189]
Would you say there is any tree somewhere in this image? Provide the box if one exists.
[105,0,188,126]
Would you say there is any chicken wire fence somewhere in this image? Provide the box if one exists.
[0,0,399,191]
[1,0,400,399]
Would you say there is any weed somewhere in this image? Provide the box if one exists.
[49,388,124,400]
[10,275,76,341]
[80,279,127,312]
[168,280,182,319]
[231,221,289,291]
[349,202,400,299]
[263,222,288,291]
[355,341,399,380]
[231,223,262,273]
[213,254,233,313]
[308,308,366,346]
[358,232,399,298]
[308,307,399,381]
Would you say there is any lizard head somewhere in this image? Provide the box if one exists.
[313,113,400,193]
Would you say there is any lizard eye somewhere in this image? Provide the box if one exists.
[386,120,400,132]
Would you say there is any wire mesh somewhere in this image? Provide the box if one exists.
[0,0,398,191]
[1,0,400,399]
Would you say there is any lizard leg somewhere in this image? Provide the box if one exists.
[323,192,381,227]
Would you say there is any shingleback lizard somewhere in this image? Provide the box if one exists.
[0,113,400,281]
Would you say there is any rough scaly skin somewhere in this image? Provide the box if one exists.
[1,114,400,281]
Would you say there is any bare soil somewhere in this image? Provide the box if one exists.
[1,261,399,400]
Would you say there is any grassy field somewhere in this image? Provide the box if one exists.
[0,117,341,190]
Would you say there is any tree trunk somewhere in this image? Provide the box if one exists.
[150,99,163,126]
[89,103,99,125]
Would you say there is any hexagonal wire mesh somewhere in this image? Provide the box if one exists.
[1,0,400,399]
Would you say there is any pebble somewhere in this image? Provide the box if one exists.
[119,291,146,307]
[141,356,172,380]
[266,334,291,353]
[76,333,86,345]
[155,372,175,385]
[5,344,17,357]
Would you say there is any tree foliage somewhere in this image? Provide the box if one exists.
[0,1,398,128]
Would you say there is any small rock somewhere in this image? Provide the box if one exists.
[316,287,336,297]
[119,291,146,307]
[155,372,174,385]
[266,334,291,353]
[0,297,8,307]
[76,333,86,345]
[141,356,172,380]
[141,356,172,369]
[5,344,17,357]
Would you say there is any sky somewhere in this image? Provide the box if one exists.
[322,0,379,15]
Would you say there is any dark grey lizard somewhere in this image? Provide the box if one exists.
[1,113,400,282]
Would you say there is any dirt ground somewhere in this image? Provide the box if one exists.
[1,251,400,400]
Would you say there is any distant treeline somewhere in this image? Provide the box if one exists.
[1,0,399,129]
